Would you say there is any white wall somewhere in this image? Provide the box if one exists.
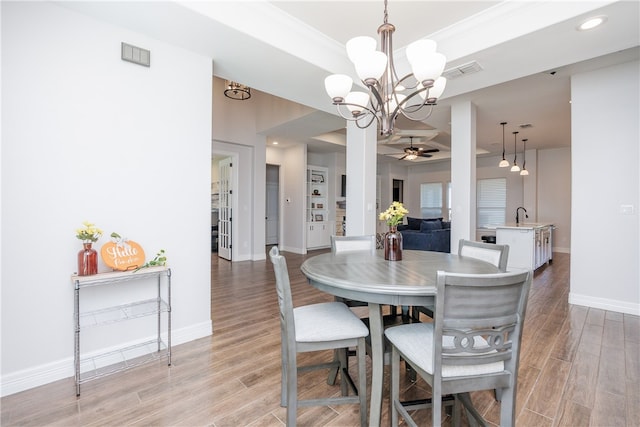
[538,147,571,252]
[570,60,640,315]
[266,145,306,253]
[1,2,213,395]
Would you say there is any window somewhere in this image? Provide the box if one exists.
[477,178,506,226]
[420,183,443,218]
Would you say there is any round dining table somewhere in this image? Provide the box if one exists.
[300,249,500,427]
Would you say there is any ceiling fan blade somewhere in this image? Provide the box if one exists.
[398,154,408,160]
[419,153,433,158]
[419,148,440,153]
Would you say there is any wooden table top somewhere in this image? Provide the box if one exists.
[301,249,500,305]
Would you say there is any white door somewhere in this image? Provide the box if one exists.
[218,157,232,260]
[266,181,279,245]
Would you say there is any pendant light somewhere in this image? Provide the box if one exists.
[520,138,529,175]
[498,122,509,167]
[510,131,520,172]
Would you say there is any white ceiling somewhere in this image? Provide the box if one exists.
[60,1,639,163]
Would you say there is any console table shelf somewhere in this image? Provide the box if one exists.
[78,339,169,385]
[72,266,171,395]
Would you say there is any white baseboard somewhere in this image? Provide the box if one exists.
[0,321,212,397]
[569,293,640,316]
[553,247,570,254]
[279,245,305,255]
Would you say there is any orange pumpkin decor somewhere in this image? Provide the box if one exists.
[101,237,146,271]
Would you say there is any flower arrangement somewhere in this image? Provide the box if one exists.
[379,201,409,227]
[75,221,103,243]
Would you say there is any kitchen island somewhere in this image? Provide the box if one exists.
[495,223,553,271]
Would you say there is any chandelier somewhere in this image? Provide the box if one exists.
[323,0,447,137]
[224,81,251,100]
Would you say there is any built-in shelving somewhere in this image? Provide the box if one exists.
[307,165,331,248]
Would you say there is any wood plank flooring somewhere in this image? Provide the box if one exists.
[2,250,639,426]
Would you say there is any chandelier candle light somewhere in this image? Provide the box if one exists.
[324,0,447,137]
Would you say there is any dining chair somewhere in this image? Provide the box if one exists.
[412,239,510,321]
[331,234,377,254]
[269,246,368,426]
[331,235,402,318]
[458,238,509,271]
[385,269,531,427]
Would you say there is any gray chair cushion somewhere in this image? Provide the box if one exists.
[295,302,369,342]
[385,322,504,377]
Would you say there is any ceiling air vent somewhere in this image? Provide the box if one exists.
[519,123,533,129]
[442,60,483,80]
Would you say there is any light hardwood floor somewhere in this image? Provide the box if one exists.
[2,250,638,426]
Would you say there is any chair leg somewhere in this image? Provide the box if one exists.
[499,386,516,427]
[327,350,339,385]
[390,347,400,427]
[432,384,442,426]
[457,392,488,427]
[286,353,298,426]
[452,395,462,427]
[281,341,288,407]
[337,348,349,396]
[357,338,367,427]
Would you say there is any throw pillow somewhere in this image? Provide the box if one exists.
[421,220,443,232]
[406,217,423,230]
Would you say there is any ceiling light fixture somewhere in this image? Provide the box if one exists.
[499,122,509,167]
[520,138,529,176]
[323,0,447,137]
[510,131,520,172]
[224,81,251,100]
[578,15,607,31]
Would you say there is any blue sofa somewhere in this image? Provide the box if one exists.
[397,217,451,253]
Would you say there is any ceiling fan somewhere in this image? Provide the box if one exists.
[399,137,440,160]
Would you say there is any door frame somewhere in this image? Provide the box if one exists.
[212,150,239,261]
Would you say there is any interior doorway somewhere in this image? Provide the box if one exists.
[212,153,234,261]
[265,164,279,245]
[393,179,404,203]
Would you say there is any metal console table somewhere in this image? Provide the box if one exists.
[72,266,171,395]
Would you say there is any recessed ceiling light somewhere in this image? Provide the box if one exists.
[578,15,607,31]
[272,141,279,145]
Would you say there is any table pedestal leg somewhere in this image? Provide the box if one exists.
[368,303,383,427]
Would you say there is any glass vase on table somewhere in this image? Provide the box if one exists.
[384,226,403,261]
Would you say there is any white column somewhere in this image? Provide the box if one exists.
[345,121,377,236]
[450,101,477,247]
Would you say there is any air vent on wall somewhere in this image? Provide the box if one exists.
[442,60,483,80]
[121,42,150,67]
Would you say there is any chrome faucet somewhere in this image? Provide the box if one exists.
[516,207,528,225]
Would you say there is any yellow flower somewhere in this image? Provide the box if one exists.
[76,221,103,243]
[379,202,409,226]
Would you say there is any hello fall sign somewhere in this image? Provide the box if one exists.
[101,233,145,271]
